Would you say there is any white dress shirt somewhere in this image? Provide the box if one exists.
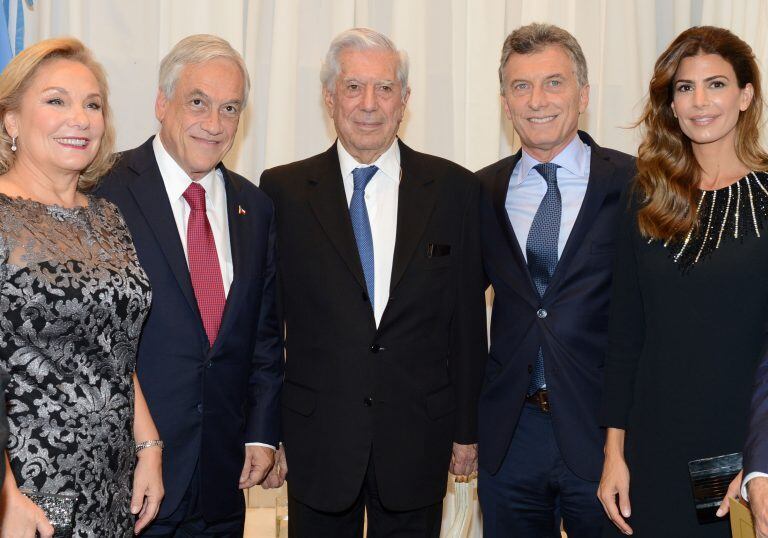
[742,471,766,500]
[337,139,400,327]
[506,135,592,261]
[153,136,233,294]
[153,135,273,449]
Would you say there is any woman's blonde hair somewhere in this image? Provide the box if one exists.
[636,26,768,240]
[0,37,115,191]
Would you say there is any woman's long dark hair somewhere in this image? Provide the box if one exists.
[635,26,768,240]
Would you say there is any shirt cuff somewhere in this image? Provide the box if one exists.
[245,442,276,450]
[742,471,768,500]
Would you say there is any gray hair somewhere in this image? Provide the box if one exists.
[499,23,589,93]
[159,34,251,107]
[320,27,409,99]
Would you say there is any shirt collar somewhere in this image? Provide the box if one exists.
[515,134,589,186]
[153,134,221,204]
[337,138,401,182]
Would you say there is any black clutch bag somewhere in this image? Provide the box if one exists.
[687,452,742,524]
[19,488,78,538]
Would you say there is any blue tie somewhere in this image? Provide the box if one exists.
[526,163,561,395]
[351,166,378,308]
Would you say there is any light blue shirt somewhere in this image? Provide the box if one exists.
[505,135,592,262]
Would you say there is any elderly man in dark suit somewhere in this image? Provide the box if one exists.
[476,23,634,538]
[98,35,283,536]
[259,27,487,538]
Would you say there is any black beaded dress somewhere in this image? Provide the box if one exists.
[0,194,151,537]
[602,171,768,537]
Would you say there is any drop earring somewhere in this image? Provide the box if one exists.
[10,136,16,152]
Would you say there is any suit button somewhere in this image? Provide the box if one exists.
[370,343,381,353]
[362,292,369,302]
[364,397,373,407]
[196,403,203,413]
[207,361,213,369]
[537,308,548,319]
[527,364,533,374]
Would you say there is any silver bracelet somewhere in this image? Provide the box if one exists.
[135,440,164,455]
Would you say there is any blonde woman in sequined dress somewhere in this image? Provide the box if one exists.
[0,38,163,537]
[597,26,768,537]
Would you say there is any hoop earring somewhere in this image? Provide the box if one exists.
[10,136,16,152]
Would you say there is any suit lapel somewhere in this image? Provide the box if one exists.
[126,138,199,318]
[389,141,438,293]
[546,132,614,294]
[211,167,248,352]
[491,152,539,303]
[307,145,369,293]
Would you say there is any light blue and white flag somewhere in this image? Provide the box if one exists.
[1,0,33,72]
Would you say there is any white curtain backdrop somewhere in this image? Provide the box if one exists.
[19,2,768,536]
[21,0,768,181]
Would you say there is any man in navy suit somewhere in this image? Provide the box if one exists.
[476,23,633,537]
[98,35,282,536]
[742,358,768,537]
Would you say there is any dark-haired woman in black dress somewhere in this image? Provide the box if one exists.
[598,26,768,537]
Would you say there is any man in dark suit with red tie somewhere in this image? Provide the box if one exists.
[476,23,634,537]
[259,27,487,538]
[97,35,283,536]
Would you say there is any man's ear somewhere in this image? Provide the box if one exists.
[578,83,590,114]
[322,88,336,118]
[501,93,513,121]
[155,89,168,123]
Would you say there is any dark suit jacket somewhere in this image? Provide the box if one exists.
[259,140,487,512]
[478,131,634,481]
[97,137,283,521]
[744,349,768,480]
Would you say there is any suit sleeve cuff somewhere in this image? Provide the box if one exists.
[742,471,768,500]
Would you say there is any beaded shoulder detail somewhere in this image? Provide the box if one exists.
[663,171,768,271]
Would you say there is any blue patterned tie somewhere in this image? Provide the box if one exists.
[351,166,378,308]
[526,163,561,395]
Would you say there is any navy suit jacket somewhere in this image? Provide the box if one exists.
[97,137,283,520]
[478,131,634,481]
[744,348,768,480]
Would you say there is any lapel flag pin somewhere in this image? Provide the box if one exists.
[238,205,247,215]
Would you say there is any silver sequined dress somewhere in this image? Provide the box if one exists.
[0,193,151,537]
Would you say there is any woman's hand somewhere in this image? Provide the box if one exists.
[0,487,54,538]
[131,446,164,535]
[598,451,633,535]
[716,470,742,517]
[598,428,633,535]
[131,375,164,534]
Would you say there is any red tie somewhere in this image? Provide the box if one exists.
[183,182,226,346]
